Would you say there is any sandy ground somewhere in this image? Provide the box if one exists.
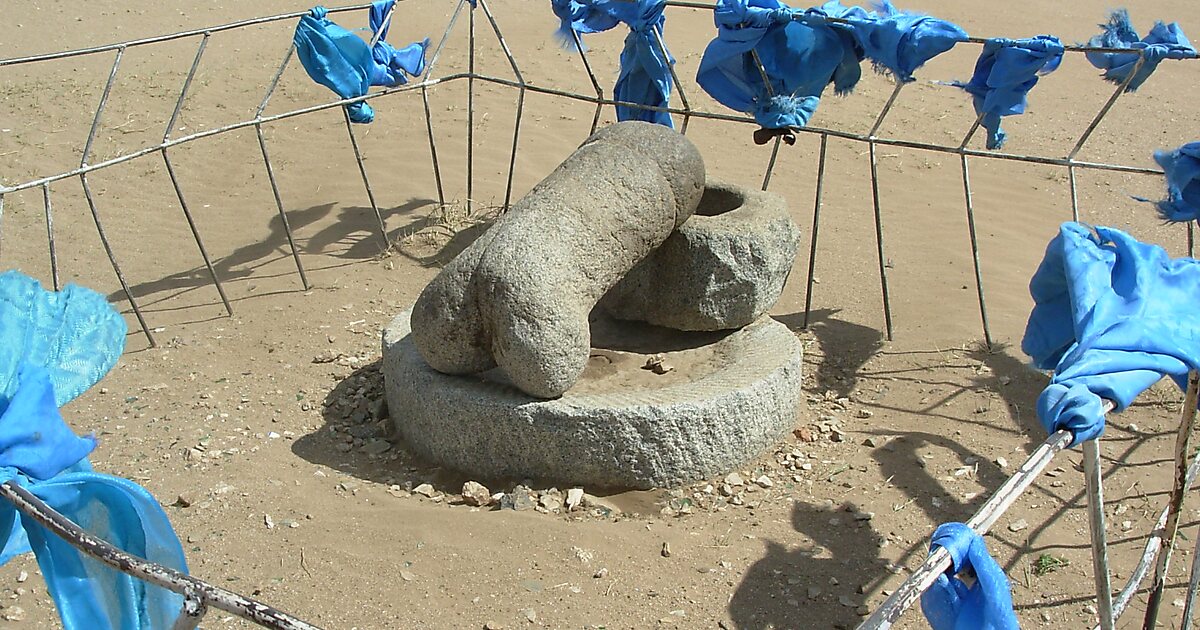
[2,0,1200,628]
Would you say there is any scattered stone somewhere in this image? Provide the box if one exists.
[856,409,874,419]
[863,436,889,448]
[573,547,594,563]
[594,568,609,579]
[3,606,25,622]
[566,488,585,511]
[264,514,275,529]
[795,427,816,442]
[484,623,504,630]
[995,457,1009,469]
[724,472,745,487]
[361,439,392,456]
[754,475,773,489]
[313,349,341,364]
[462,481,492,507]
[502,486,536,511]
[839,595,856,608]
[400,570,415,582]
[642,354,675,375]
[16,571,27,583]
[521,608,537,624]
[414,483,437,498]
[661,542,672,558]
[1008,519,1029,533]
[173,493,195,508]
[539,491,564,511]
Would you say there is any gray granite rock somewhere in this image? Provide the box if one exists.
[382,307,804,489]
[410,121,705,398]
[602,181,800,331]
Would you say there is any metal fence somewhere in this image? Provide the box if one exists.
[2,1,1199,628]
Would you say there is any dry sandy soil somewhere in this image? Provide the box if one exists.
[1,0,1200,628]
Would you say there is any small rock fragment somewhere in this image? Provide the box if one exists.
[1008,519,1029,533]
[754,475,774,489]
[724,472,745,486]
[566,487,585,511]
[173,493,195,508]
[414,483,437,498]
[264,514,275,529]
[661,542,672,558]
[593,568,609,579]
[462,481,492,507]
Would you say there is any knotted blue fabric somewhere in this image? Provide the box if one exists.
[294,2,429,123]
[1151,142,1200,222]
[697,0,865,131]
[920,523,1018,630]
[834,1,967,82]
[954,36,1063,150]
[0,271,188,629]
[1022,223,1200,446]
[1086,10,1195,92]
[551,0,675,127]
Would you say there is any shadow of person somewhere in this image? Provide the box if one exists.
[774,308,884,398]
[306,198,439,260]
[729,501,887,630]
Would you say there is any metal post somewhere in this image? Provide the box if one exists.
[0,192,5,259]
[162,33,234,317]
[571,29,605,135]
[960,154,993,348]
[417,0,469,210]
[651,25,690,134]
[1083,438,1115,630]
[478,0,525,211]
[0,481,323,630]
[761,137,782,191]
[41,184,59,292]
[1068,166,1082,222]
[1181,529,1200,630]
[341,108,389,247]
[865,82,905,342]
[466,3,476,215]
[170,593,207,630]
[1143,370,1200,629]
[802,134,829,329]
[254,44,309,289]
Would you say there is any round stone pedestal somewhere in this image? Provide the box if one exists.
[381,308,803,489]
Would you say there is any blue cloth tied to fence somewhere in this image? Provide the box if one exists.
[834,1,967,82]
[294,2,429,123]
[551,0,675,127]
[0,271,188,629]
[1151,142,1200,222]
[696,0,864,133]
[1086,10,1195,92]
[1022,223,1200,446]
[920,523,1018,630]
[954,36,1063,150]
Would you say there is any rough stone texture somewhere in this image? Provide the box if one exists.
[410,121,706,399]
[602,181,801,331]
[382,307,804,490]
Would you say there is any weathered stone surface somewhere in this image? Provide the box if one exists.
[602,181,801,331]
[410,121,705,398]
[382,306,804,489]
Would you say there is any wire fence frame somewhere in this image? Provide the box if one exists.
[1,2,1199,628]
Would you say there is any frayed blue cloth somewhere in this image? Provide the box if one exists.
[835,1,967,82]
[0,272,188,629]
[696,0,864,131]
[550,0,675,127]
[1151,142,1200,222]
[294,2,428,123]
[921,523,1018,630]
[1022,223,1200,446]
[1086,10,1195,92]
[954,36,1063,150]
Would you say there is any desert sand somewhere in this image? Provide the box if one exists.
[1,0,1199,627]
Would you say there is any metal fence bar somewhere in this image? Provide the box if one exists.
[1143,370,1200,629]
[0,193,5,259]
[762,137,782,191]
[478,0,526,212]
[570,30,606,136]
[341,109,389,248]
[254,43,309,289]
[857,428,1076,629]
[0,481,323,630]
[161,33,235,317]
[1100,441,1200,629]
[1083,437,1115,630]
[801,133,829,329]
[419,0,469,209]
[1182,530,1200,630]
[466,4,476,215]
[76,46,157,346]
[170,593,207,630]
[960,154,993,347]
[651,25,691,134]
[41,184,60,291]
[866,82,905,341]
